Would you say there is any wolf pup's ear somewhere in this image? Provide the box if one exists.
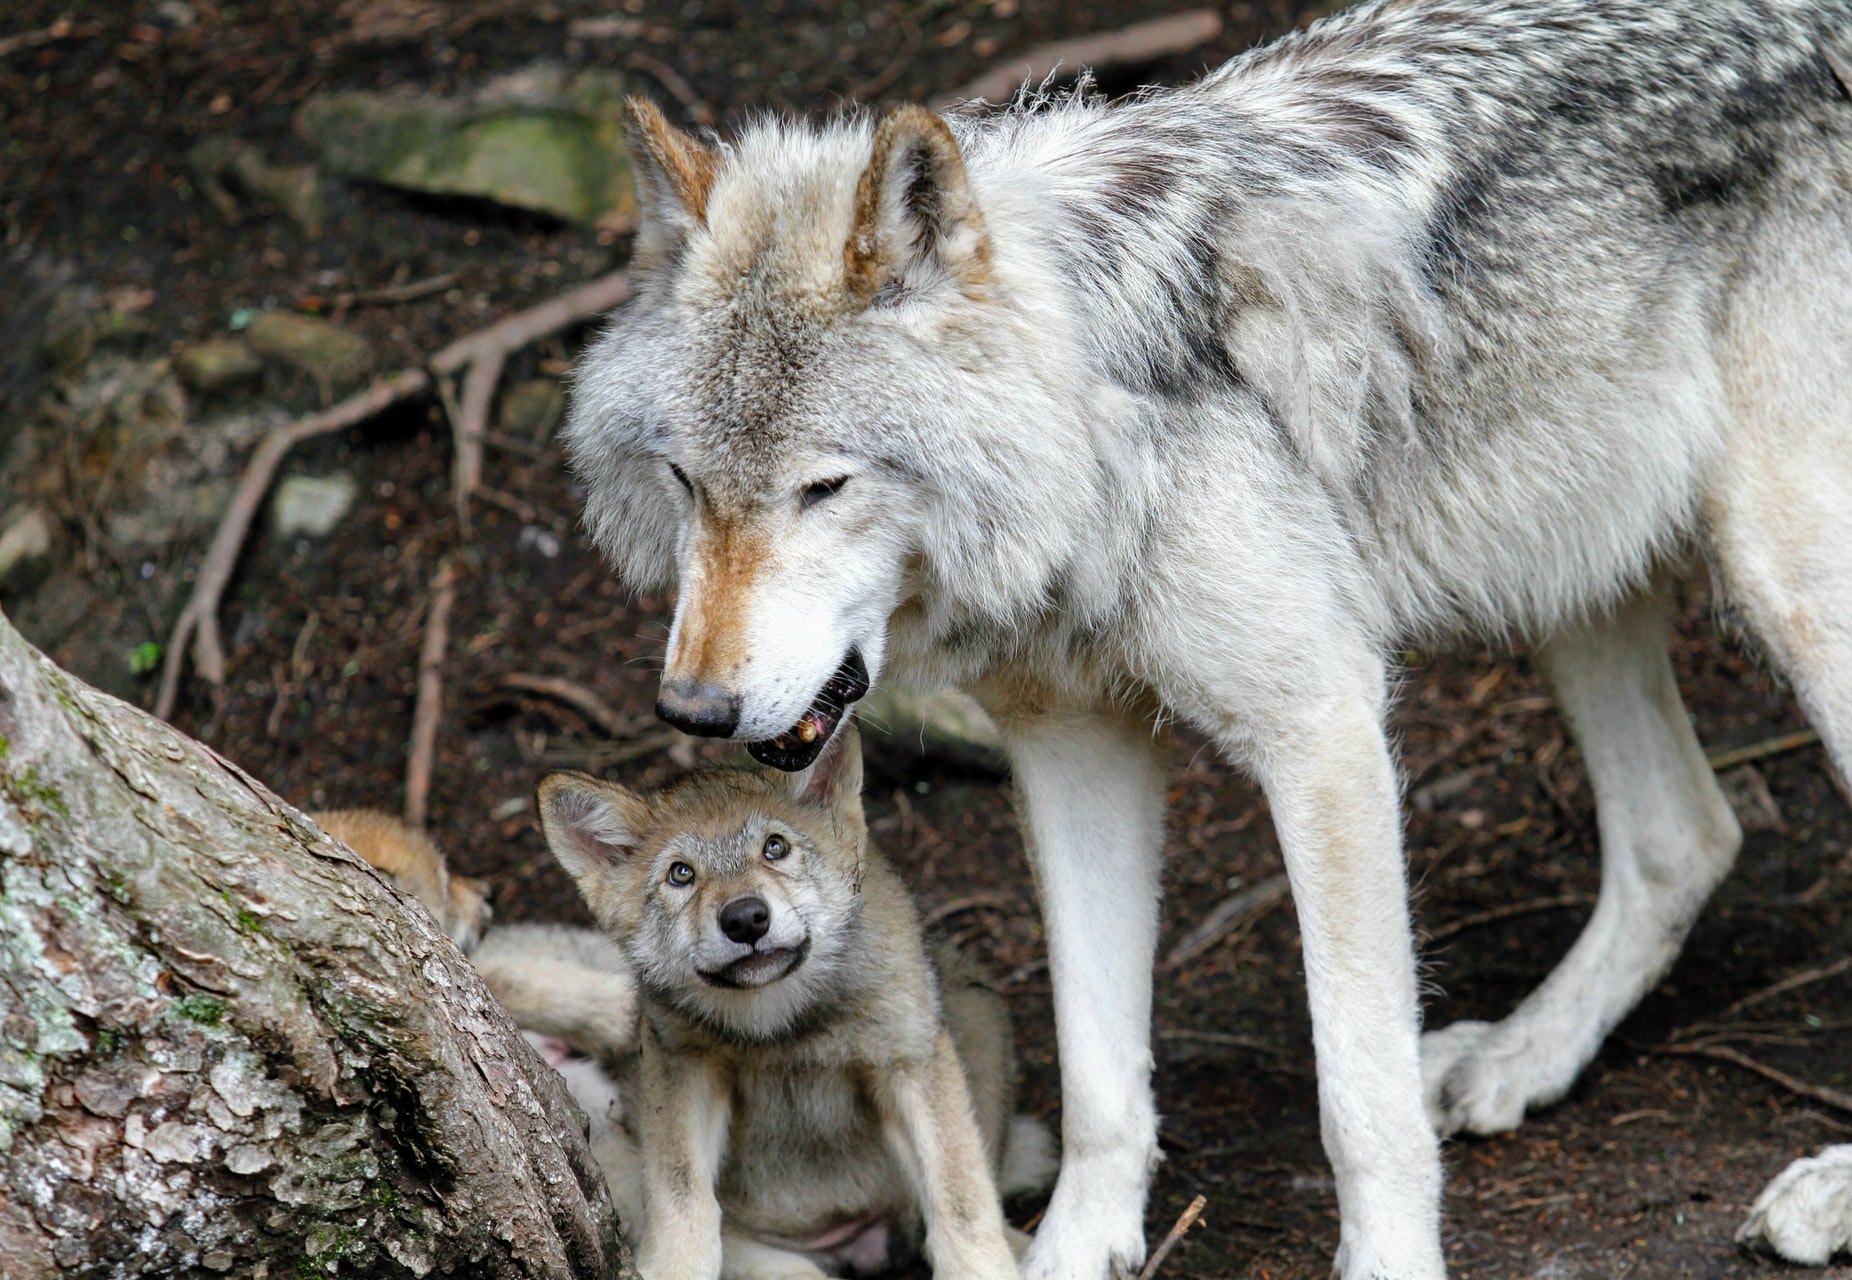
[844,106,991,306]
[785,721,866,829]
[623,96,719,270]
[536,772,650,885]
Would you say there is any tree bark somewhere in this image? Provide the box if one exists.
[0,608,634,1279]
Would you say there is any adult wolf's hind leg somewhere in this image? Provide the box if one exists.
[1422,587,1743,1136]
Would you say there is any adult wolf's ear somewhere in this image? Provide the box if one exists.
[536,771,651,886]
[623,96,719,270]
[844,106,991,305]
[785,721,865,829]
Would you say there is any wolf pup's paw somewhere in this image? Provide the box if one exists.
[1420,1019,1534,1136]
[1737,1146,1852,1265]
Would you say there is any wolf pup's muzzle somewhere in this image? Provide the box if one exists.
[745,649,869,772]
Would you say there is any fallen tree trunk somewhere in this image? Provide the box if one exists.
[0,608,633,1278]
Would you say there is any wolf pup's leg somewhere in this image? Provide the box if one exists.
[874,1028,1019,1280]
[634,1025,731,1280]
[991,707,1167,1280]
[1244,680,1444,1280]
[718,1232,829,1280]
[1423,587,1742,1135]
[1738,1146,1852,1266]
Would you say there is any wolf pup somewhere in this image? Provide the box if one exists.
[536,725,1052,1280]
[313,809,494,951]
[562,2,1852,1273]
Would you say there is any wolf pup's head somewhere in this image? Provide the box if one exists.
[565,99,1100,771]
[536,725,870,1040]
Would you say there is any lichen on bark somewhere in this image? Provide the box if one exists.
[0,608,633,1278]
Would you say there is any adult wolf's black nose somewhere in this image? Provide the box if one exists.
[718,895,771,945]
[657,679,740,737]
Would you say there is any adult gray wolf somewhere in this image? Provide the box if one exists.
[561,0,1852,1272]
[534,726,1055,1279]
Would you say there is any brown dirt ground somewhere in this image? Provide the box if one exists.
[3,2,1848,1277]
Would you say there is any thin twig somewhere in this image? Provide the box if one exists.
[1423,893,1593,945]
[1706,729,1821,773]
[156,369,430,719]
[405,562,458,830]
[453,345,505,527]
[933,9,1223,109]
[1655,1041,1852,1114]
[1135,1194,1207,1280]
[1671,956,1852,1042]
[497,673,635,738]
[0,17,99,59]
[923,892,1018,928]
[1164,873,1290,969]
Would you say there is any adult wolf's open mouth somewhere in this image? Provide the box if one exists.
[747,649,869,772]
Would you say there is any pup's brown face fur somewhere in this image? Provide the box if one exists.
[537,730,869,1041]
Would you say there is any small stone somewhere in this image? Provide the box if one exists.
[246,312,373,387]
[0,508,55,595]
[271,473,358,540]
[176,338,263,394]
[201,1252,235,1273]
[1719,763,1787,834]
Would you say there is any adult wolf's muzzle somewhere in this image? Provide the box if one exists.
[742,649,870,772]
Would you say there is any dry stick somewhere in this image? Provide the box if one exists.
[154,270,632,721]
[1656,1041,1852,1115]
[155,369,431,719]
[1135,1194,1208,1280]
[1163,872,1290,969]
[1705,729,1821,773]
[497,673,634,738]
[405,562,458,830]
[452,345,505,529]
[932,9,1223,109]
[1423,893,1593,946]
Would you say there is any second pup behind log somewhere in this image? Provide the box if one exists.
[536,724,1053,1280]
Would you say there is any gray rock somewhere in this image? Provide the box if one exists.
[294,67,635,227]
[0,508,55,595]
[859,687,1005,773]
[271,474,358,540]
[245,312,373,388]
[176,339,263,394]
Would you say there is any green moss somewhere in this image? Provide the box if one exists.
[4,766,70,820]
[173,993,227,1026]
[92,1025,123,1056]
[224,891,266,935]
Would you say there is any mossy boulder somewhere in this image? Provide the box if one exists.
[295,68,635,227]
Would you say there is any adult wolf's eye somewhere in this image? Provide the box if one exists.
[666,861,696,886]
[763,834,789,861]
[667,463,694,496]
[801,476,848,509]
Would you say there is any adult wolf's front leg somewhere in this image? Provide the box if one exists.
[996,707,1168,1280]
[1249,689,1444,1280]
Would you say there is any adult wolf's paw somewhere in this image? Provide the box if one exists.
[1022,1157,1148,1280]
[1420,1019,1533,1137]
[1737,1146,1852,1265]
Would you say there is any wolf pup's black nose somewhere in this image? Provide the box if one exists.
[657,679,741,737]
[718,895,771,945]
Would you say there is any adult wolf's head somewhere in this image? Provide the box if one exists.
[565,99,1098,770]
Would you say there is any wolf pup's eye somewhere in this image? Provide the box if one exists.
[801,477,848,509]
[666,861,696,886]
[762,834,789,861]
[667,463,695,496]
